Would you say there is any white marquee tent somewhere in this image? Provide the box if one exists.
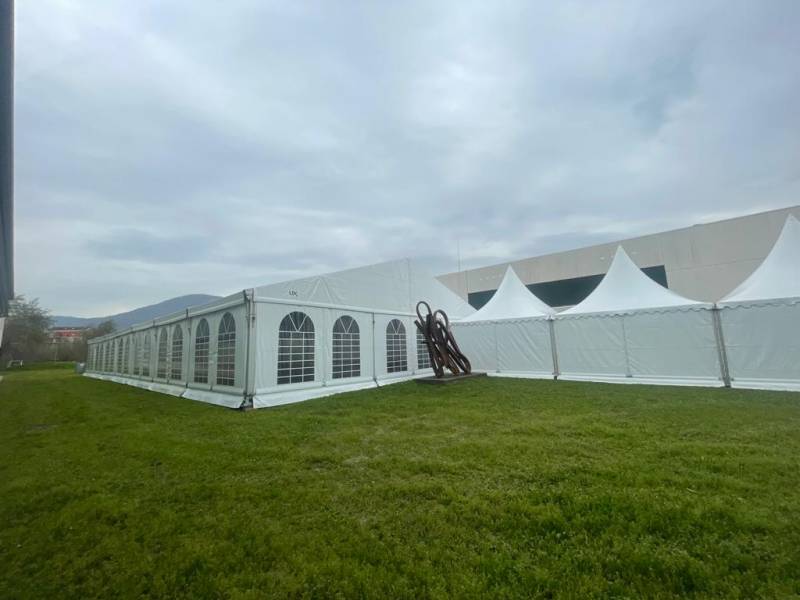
[554,247,725,386]
[718,215,800,390]
[86,259,475,409]
[452,267,556,378]
[85,219,800,407]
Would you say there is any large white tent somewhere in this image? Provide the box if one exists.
[86,259,475,409]
[85,221,800,406]
[555,247,725,386]
[452,267,556,378]
[718,215,800,390]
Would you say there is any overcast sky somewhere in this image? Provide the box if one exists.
[15,1,800,316]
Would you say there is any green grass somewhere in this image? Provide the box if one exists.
[1,365,800,599]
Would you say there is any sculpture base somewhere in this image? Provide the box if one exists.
[415,372,487,385]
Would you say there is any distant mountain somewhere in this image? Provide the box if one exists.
[53,294,222,329]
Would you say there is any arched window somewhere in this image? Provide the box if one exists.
[194,319,210,384]
[277,312,314,385]
[122,337,130,375]
[216,313,236,386]
[171,325,183,381]
[386,319,407,373]
[332,316,360,379]
[142,332,151,377]
[417,329,431,370]
[157,329,169,379]
[116,339,123,373]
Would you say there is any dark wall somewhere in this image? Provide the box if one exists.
[0,0,13,316]
[468,265,669,310]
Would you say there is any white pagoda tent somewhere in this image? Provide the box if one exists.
[452,267,556,378]
[718,215,800,390]
[554,247,724,386]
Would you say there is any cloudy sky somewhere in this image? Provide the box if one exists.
[15,0,800,316]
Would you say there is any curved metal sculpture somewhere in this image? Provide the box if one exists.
[415,301,472,378]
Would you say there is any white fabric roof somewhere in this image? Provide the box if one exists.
[460,266,553,322]
[561,246,703,315]
[721,215,800,303]
[254,258,476,318]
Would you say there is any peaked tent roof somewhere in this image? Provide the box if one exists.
[460,266,553,322]
[721,215,800,303]
[254,258,476,319]
[561,246,704,315]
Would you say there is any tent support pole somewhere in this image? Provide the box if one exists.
[548,318,560,381]
[711,306,732,388]
[371,312,379,388]
[620,315,633,378]
[241,289,256,409]
[182,309,189,396]
[493,323,500,373]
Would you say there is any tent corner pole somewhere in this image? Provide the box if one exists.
[371,312,378,388]
[711,305,732,388]
[548,318,560,381]
[241,289,256,409]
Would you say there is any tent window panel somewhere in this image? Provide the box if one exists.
[216,313,236,387]
[194,319,211,384]
[277,312,315,385]
[157,329,169,379]
[417,330,431,370]
[332,316,360,379]
[142,334,151,377]
[386,319,408,373]
[105,343,111,372]
[171,325,183,381]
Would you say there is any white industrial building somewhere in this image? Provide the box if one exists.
[439,205,800,309]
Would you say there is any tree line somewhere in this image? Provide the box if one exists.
[0,295,114,366]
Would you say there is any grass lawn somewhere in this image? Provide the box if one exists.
[1,365,799,599]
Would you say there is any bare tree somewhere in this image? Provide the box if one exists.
[1,295,53,363]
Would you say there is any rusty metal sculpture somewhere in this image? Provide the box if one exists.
[415,301,472,378]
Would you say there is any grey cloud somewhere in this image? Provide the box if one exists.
[13,0,800,315]
[85,229,216,264]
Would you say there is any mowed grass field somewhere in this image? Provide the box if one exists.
[1,365,800,599]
